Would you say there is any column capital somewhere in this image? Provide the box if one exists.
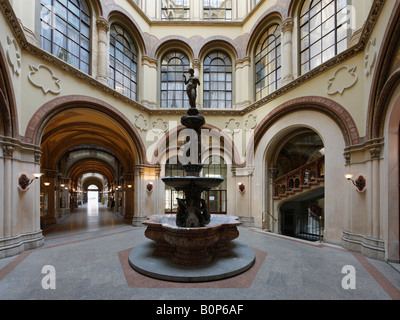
[2,144,15,158]
[96,17,110,32]
[282,18,294,33]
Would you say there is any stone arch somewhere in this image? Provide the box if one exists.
[252,104,351,236]
[367,0,400,139]
[382,83,400,262]
[253,96,360,151]
[23,95,146,165]
[154,38,195,63]
[198,38,240,61]
[107,8,147,56]
[246,11,283,58]
[149,123,242,168]
[0,41,18,138]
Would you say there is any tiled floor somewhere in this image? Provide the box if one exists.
[0,201,399,300]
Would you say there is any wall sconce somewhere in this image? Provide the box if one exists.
[146,182,153,193]
[238,182,245,193]
[44,182,50,187]
[345,174,366,192]
[18,173,43,191]
[127,185,133,189]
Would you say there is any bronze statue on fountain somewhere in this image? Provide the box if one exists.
[162,68,222,228]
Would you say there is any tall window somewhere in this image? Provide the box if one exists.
[40,0,91,74]
[300,0,348,74]
[161,51,190,108]
[161,0,190,20]
[109,24,138,100]
[203,51,232,108]
[203,156,227,214]
[255,24,281,100]
[203,0,232,21]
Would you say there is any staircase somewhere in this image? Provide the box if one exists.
[273,156,325,201]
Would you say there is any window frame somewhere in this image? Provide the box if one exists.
[160,50,190,109]
[203,0,232,21]
[109,23,138,101]
[40,0,91,74]
[254,23,282,101]
[203,50,233,109]
[161,0,190,21]
[299,0,348,75]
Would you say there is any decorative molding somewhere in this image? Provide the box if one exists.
[134,114,149,132]
[28,64,61,95]
[365,38,377,77]
[2,144,15,158]
[141,55,158,69]
[6,36,21,76]
[327,66,358,95]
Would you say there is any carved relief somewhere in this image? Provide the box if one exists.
[134,114,148,132]
[327,66,358,95]
[6,36,21,76]
[151,118,168,132]
[28,64,61,95]
[224,118,240,133]
[365,38,377,77]
[244,114,257,131]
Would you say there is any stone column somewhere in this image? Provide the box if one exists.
[43,170,57,225]
[268,165,278,232]
[96,17,110,85]
[2,144,14,238]
[281,18,294,86]
[192,59,201,108]
[370,146,381,239]
[124,174,135,219]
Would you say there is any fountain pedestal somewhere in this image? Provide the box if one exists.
[129,70,255,282]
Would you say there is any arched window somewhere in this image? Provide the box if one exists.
[161,51,190,108]
[40,0,91,74]
[109,24,138,100]
[300,0,348,74]
[255,24,281,101]
[203,51,232,108]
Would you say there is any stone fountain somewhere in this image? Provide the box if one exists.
[129,69,255,282]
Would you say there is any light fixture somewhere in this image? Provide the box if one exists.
[238,182,245,193]
[127,185,132,189]
[345,174,366,192]
[18,173,43,191]
[44,182,50,187]
[146,182,153,193]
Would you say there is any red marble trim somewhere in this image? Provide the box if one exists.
[353,252,400,300]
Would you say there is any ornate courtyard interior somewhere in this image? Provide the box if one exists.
[0,0,400,300]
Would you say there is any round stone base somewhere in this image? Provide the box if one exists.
[129,240,255,283]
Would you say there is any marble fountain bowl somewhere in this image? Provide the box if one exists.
[128,214,256,282]
[143,214,241,266]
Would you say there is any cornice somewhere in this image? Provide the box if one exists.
[0,0,386,119]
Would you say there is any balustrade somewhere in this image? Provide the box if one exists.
[274,156,325,198]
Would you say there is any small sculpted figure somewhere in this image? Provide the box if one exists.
[183,68,200,109]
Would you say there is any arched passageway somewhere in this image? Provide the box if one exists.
[28,98,143,234]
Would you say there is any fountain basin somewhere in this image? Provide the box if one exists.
[143,214,241,266]
[162,177,224,191]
